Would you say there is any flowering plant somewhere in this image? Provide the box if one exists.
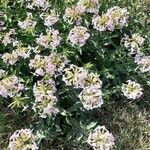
[0,0,149,149]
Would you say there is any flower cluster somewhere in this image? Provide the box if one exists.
[2,51,18,65]
[77,0,99,13]
[63,64,103,110]
[2,41,32,65]
[79,86,103,110]
[63,64,88,88]
[135,55,150,73]
[14,43,31,59]
[29,53,68,76]
[26,0,49,10]
[87,126,115,150]
[122,33,149,74]
[2,29,16,46]
[40,10,59,27]
[33,78,59,118]
[18,13,37,30]
[68,26,90,47]
[8,129,38,150]
[122,33,145,54]
[36,28,61,49]
[122,80,143,99]
[63,6,85,24]
[44,53,69,76]
[93,6,129,31]
[29,55,45,76]
[0,75,24,98]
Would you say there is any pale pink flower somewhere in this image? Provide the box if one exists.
[122,33,145,54]
[33,78,56,101]
[9,129,38,150]
[122,80,143,99]
[77,0,99,13]
[2,29,16,46]
[92,14,112,32]
[63,6,85,24]
[63,64,88,88]
[87,126,115,150]
[93,6,129,32]
[15,45,31,59]
[106,6,129,30]
[29,55,45,76]
[40,10,59,27]
[0,75,24,98]
[33,78,59,118]
[79,86,103,110]
[68,26,90,47]
[44,52,69,76]
[135,55,150,73]
[2,51,18,65]
[36,29,61,49]
[26,0,49,10]
[33,95,59,118]
[18,13,37,30]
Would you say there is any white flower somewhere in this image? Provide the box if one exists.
[41,10,59,27]
[26,0,49,10]
[79,86,103,110]
[132,33,145,46]
[106,6,129,30]
[0,75,24,98]
[8,129,38,150]
[0,69,6,78]
[29,55,45,76]
[18,13,36,30]
[135,55,150,73]
[93,6,129,32]
[63,64,88,88]
[44,52,69,76]
[68,26,90,47]
[33,78,59,118]
[84,73,102,88]
[36,29,61,49]
[92,14,112,32]
[87,126,115,150]
[33,78,56,101]
[13,42,31,59]
[2,29,16,46]
[34,0,49,9]
[2,51,18,65]
[77,0,99,13]
[15,45,31,59]
[29,53,68,77]
[122,33,145,54]
[33,95,59,118]
[122,80,143,99]
[63,6,85,24]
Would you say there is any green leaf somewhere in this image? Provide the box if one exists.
[86,122,97,130]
